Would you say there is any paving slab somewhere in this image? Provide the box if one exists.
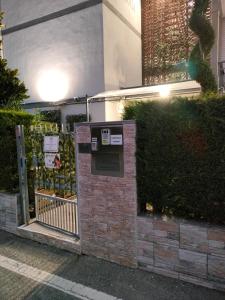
[0,230,224,300]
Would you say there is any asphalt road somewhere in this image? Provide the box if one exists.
[0,230,224,300]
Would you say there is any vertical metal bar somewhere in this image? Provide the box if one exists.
[74,202,77,234]
[46,197,48,225]
[57,200,59,228]
[62,134,66,198]
[65,202,68,232]
[50,200,53,227]
[71,203,74,233]
[16,125,30,225]
[39,197,42,222]
[68,202,71,233]
[61,202,64,230]
[75,130,80,236]
[35,194,38,221]
[62,202,65,230]
[53,199,56,227]
[59,201,61,229]
[69,137,73,196]
[43,197,46,224]
[71,202,74,234]
[55,199,57,227]
[55,200,57,227]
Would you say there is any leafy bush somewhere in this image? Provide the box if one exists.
[40,110,61,127]
[0,59,28,109]
[66,114,87,132]
[188,0,217,93]
[123,95,225,224]
[0,110,33,192]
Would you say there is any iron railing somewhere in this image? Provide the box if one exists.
[35,192,78,236]
[30,124,76,198]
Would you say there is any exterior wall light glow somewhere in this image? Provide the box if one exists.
[37,70,69,102]
[157,85,171,98]
[117,101,124,114]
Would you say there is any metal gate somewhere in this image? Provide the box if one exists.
[30,124,78,236]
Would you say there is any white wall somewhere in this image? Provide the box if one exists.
[105,100,124,121]
[61,103,86,127]
[1,1,105,102]
[1,0,84,27]
[1,0,142,107]
[105,0,141,32]
[102,0,142,90]
[89,101,106,122]
[219,18,225,61]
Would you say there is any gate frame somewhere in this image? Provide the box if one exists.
[16,125,30,225]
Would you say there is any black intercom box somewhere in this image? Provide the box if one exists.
[91,125,124,177]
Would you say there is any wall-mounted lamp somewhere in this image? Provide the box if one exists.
[157,85,171,98]
[37,69,69,102]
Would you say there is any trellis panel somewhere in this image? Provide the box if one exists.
[142,0,211,85]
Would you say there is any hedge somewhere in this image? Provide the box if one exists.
[0,110,33,192]
[66,114,87,132]
[123,95,225,225]
[40,110,61,127]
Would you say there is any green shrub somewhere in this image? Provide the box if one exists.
[123,95,225,224]
[0,59,29,109]
[188,0,217,93]
[40,110,61,127]
[0,110,33,192]
[66,114,87,132]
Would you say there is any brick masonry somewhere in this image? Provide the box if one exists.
[75,121,137,267]
[0,192,22,234]
[1,121,224,292]
[137,215,225,291]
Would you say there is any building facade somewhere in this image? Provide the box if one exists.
[142,0,225,88]
[0,0,142,102]
[1,0,224,125]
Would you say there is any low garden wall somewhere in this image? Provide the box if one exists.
[0,192,22,234]
[76,120,225,292]
[137,215,225,291]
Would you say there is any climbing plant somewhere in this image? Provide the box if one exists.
[188,0,217,93]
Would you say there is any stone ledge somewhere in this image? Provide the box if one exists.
[0,193,21,234]
[17,222,81,255]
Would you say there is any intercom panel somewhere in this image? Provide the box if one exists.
[91,125,124,177]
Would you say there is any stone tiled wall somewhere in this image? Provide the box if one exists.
[0,193,22,234]
[137,215,225,291]
[76,121,137,267]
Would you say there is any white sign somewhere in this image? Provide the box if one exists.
[91,137,98,151]
[101,129,111,145]
[44,136,59,152]
[44,153,61,169]
[111,135,123,145]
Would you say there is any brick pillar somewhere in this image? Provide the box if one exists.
[75,121,137,267]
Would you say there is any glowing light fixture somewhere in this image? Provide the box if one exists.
[157,85,171,98]
[117,101,124,114]
[189,0,195,7]
[37,69,69,102]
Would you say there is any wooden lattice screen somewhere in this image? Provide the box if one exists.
[142,0,211,85]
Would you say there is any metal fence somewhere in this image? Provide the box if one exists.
[35,192,78,236]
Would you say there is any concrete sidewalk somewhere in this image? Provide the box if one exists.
[0,230,224,300]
